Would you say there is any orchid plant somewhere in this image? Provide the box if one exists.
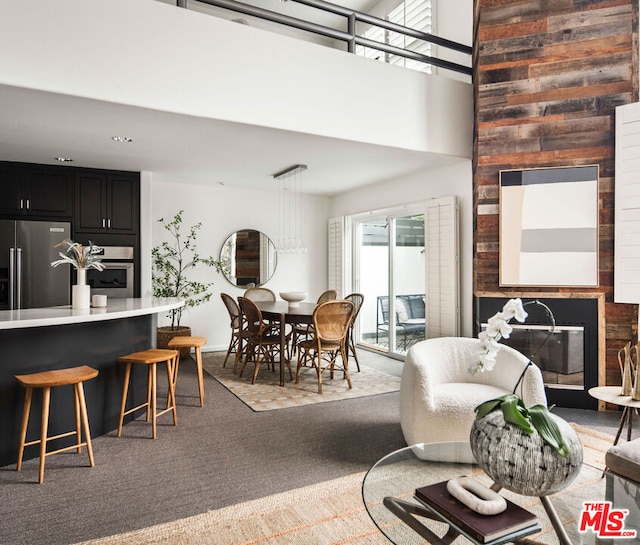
[471,298,568,456]
[51,239,105,271]
[472,298,528,375]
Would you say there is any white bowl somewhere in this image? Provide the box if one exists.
[279,291,307,307]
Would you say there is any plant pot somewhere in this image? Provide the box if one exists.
[157,325,192,358]
[469,410,583,497]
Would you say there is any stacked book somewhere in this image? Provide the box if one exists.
[415,479,540,544]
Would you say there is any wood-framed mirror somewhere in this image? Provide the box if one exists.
[219,229,277,288]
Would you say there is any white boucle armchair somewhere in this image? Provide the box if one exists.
[400,336,547,447]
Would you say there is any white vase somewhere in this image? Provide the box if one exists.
[76,268,87,286]
[73,268,90,309]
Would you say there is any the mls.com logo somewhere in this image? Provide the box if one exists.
[579,501,637,539]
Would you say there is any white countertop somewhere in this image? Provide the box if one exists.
[0,298,184,330]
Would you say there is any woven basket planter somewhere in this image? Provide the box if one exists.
[470,410,583,497]
[157,326,192,358]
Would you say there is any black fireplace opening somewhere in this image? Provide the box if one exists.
[476,297,598,410]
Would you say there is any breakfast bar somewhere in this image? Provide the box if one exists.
[0,297,183,467]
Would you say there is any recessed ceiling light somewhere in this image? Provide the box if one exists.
[111,136,133,143]
[55,157,73,162]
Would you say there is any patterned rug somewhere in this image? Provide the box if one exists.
[202,351,401,411]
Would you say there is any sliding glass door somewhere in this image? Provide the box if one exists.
[355,209,425,357]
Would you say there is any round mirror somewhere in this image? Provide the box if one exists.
[219,229,277,288]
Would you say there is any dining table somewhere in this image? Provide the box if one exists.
[254,300,317,386]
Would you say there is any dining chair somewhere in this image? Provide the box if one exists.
[220,293,251,372]
[296,299,355,394]
[344,293,364,372]
[291,290,339,350]
[238,297,293,384]
[243,287,276,302]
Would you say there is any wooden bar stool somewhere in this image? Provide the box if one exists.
[15,365,99,484]
[167,336,207,407]
[117,349,179,439]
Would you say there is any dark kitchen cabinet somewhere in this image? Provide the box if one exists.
[0,162,73,219]
[75,170,139,234]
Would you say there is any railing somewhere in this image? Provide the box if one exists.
[175,0,472,76]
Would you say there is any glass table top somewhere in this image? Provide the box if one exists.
[361,442,617,545]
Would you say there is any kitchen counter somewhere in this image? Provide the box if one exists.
[0,297,183,329]
[0,297,184,468]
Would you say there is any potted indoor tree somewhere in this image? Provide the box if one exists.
[152,210,224,353]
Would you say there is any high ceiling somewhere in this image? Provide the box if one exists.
[0,84,461,196]
[0,0,466,197]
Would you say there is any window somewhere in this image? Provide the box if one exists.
[356,0,433,73]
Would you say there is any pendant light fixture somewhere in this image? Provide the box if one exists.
[273,164,308,254]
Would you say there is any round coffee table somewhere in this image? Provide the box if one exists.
[588,386,640,445]
[362,442,604,545]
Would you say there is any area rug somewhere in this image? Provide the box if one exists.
[73,426,613,545]
[201,351,401,411]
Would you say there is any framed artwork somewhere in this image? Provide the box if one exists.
[499,165,599,287]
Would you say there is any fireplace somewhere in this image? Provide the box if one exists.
[476,296,600,409]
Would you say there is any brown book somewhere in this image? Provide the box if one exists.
[415,479,539,544]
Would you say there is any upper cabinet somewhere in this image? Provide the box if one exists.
[0,163,73,219]
[74,170,140,234]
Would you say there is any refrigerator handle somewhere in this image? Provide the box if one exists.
[9,248,15,309]
[15,247,22,310]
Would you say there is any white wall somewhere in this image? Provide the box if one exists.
[330,159,473,336]
[146,178,331,351]
[1,0,471,158]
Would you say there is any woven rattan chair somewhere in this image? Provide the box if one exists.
[296,300,354,394]
[238,297,292,384]
[292,290,338,350]
[243,287,276,302]
[344,293,364,372]
[220,293,251,372]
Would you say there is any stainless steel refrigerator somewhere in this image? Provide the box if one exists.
[0,219,71,310]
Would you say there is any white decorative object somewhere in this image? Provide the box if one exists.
[446,476,506,515]
[51,239,104,310]
[72,284,90,310]
[280,291,307,308]
[92,294,107,307]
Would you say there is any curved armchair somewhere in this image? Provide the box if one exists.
[400,337,547,447]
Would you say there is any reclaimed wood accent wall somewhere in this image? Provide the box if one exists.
[473,0,639,388]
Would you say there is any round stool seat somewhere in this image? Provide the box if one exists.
[167,336,207,408]
[15,365,99,388]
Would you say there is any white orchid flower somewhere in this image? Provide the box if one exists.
[473,298,528,375]
[502,298,528,323]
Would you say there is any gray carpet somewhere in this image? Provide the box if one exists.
[0,350,406,545]
[0,349,628,545]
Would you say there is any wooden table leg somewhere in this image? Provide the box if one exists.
[279,312,286,387]
[613,406,629,446]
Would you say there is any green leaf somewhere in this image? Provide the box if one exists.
[499,395,534,433]
[475,396,507,419]
[529,405,569,457]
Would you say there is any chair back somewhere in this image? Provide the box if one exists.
[244,287,276,302]
[345,293,364,322]
[238,297,264,335]
[316,290,337,304]
[313,300,354,343]
[220,293,242,329]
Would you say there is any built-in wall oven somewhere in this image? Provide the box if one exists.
[86,246,135,298]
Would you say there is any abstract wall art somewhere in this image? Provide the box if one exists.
[499,165,599,287]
